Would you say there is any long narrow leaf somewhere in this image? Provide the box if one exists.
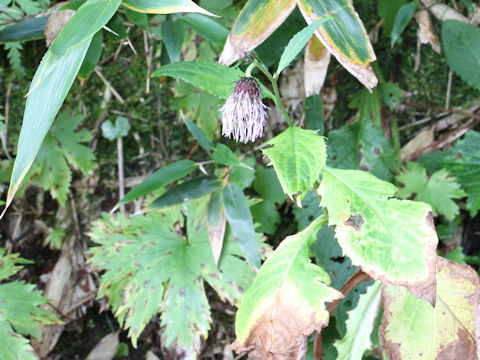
[297,0,378,90]
[219,0,297,66]
[276,18,331,76]
[0,16,49,44]
[4,0,122,214]
[121,0,217,16]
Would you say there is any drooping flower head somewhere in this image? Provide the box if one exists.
[220,77,268,143]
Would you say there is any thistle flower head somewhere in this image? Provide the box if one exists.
[220,77,268,143]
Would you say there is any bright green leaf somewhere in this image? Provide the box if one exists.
[262,126,326,202]
[396,162,466,220]
[0,248,32,280]
[153,61,274,99]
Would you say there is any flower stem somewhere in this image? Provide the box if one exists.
[251,60,293,127]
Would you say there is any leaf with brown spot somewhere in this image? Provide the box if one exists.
[231,217,343,360]
[304,35,331,96]
[88,199,260,355]
[219,0,297,66]
[380,257,480,360]
[319,167,438,303]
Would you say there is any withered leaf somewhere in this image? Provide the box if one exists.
[380,257,480,360]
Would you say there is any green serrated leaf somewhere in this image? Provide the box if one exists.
[0,248,32,280]
[0,281,59,339]
[88,199,254,354]
[152,61,274,100]
[319,167,438,287]
[53,111,95,172]
[442,20,480,91]
[396,162,466,220]
[419,131,480,217]
[233,217,343,358]
[0,320,37,360]
[334,281,382,360]
[263,126,326,202]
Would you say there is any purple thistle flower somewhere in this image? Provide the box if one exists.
[220,77,268,143]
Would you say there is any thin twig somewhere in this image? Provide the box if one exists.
[314,270,373,360]
[143,30,152,94]
[445,69,453,109]
[404,102,480,121]
[117,137,125,215]
[94,67,125,103]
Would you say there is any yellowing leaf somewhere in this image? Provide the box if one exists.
[297,0,378,90]
[380,257,480,360]
[232,217,343,360]
[219,0,297,66]
[319,167,438,302]
[122,0,217,16]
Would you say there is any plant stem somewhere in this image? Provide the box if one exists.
[252,60,293,127]
[117,137,125,215]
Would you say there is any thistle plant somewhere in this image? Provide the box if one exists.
[220,77,268,143]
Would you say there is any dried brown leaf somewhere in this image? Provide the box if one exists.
[380,257,480,360]
[85,331,119,360]
[44,10,75,47]
[401,127,435,161]
[304,35,331,97]
[416,10,441,54]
